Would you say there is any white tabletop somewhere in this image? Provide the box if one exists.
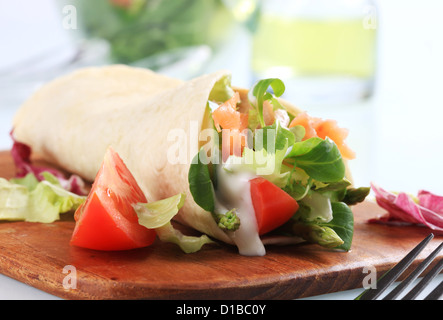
[0,0,442,300]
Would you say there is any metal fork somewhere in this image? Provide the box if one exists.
[356,233,443,300]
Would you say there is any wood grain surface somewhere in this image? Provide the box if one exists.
[0,150,441,300]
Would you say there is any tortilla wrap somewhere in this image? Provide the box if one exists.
[12,65,351,245]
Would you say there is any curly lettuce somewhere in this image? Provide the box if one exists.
[187,77,369,251]
[0,172,85,223]
[134,193,214,253]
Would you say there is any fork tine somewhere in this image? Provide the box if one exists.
[424,279,443,300]
[401,258,443,300]
[383,241,443,300]
[358,233,434,300]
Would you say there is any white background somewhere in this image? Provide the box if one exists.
[0,0,442,300]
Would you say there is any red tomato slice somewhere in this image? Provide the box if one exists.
[70,147,156,251]
[250,177,299,236]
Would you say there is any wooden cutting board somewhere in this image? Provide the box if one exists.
[0,150,441,300]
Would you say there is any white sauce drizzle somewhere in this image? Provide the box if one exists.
[215,166,266,256]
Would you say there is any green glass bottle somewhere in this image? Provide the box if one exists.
[252,0,377,105]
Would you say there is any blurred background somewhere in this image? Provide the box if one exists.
[1,0,443,196]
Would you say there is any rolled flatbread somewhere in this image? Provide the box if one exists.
[13,65,238,244]
[12,65,353,252]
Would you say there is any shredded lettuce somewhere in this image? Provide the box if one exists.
[297,191,333,223]
[134,193,186,229]
[0,172,86,223]
[154,223,214,254]
[186,77,368,251]
[134,193,213,253]
[223,146,290,188]
[221,120,294,188]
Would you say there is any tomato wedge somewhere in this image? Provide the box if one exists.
[250,177,299,235]
[70,147,156,251]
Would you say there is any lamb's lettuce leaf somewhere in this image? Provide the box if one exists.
[322,202,354,251]
[188,148,216,213]
[285,137,345,183]
[255,120,295,153]
[187,76,362,252]
[284,201,354,251]
[248,78,285,128]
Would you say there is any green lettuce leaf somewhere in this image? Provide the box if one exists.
[320,202,354,251]
[285,137,345,183]
[0,173,86,223]
[255,120,295,153]
[221,119,296,188]
[248,78,285,128]
[209,75,235,103]
[155,223,214,253]
[134,193,213,253]
[223,145,290,188]
[188,148,216,213]
[285,201,353,250]
[289,125,306,143]
[134,193,186,229]
[297,191,333,223]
